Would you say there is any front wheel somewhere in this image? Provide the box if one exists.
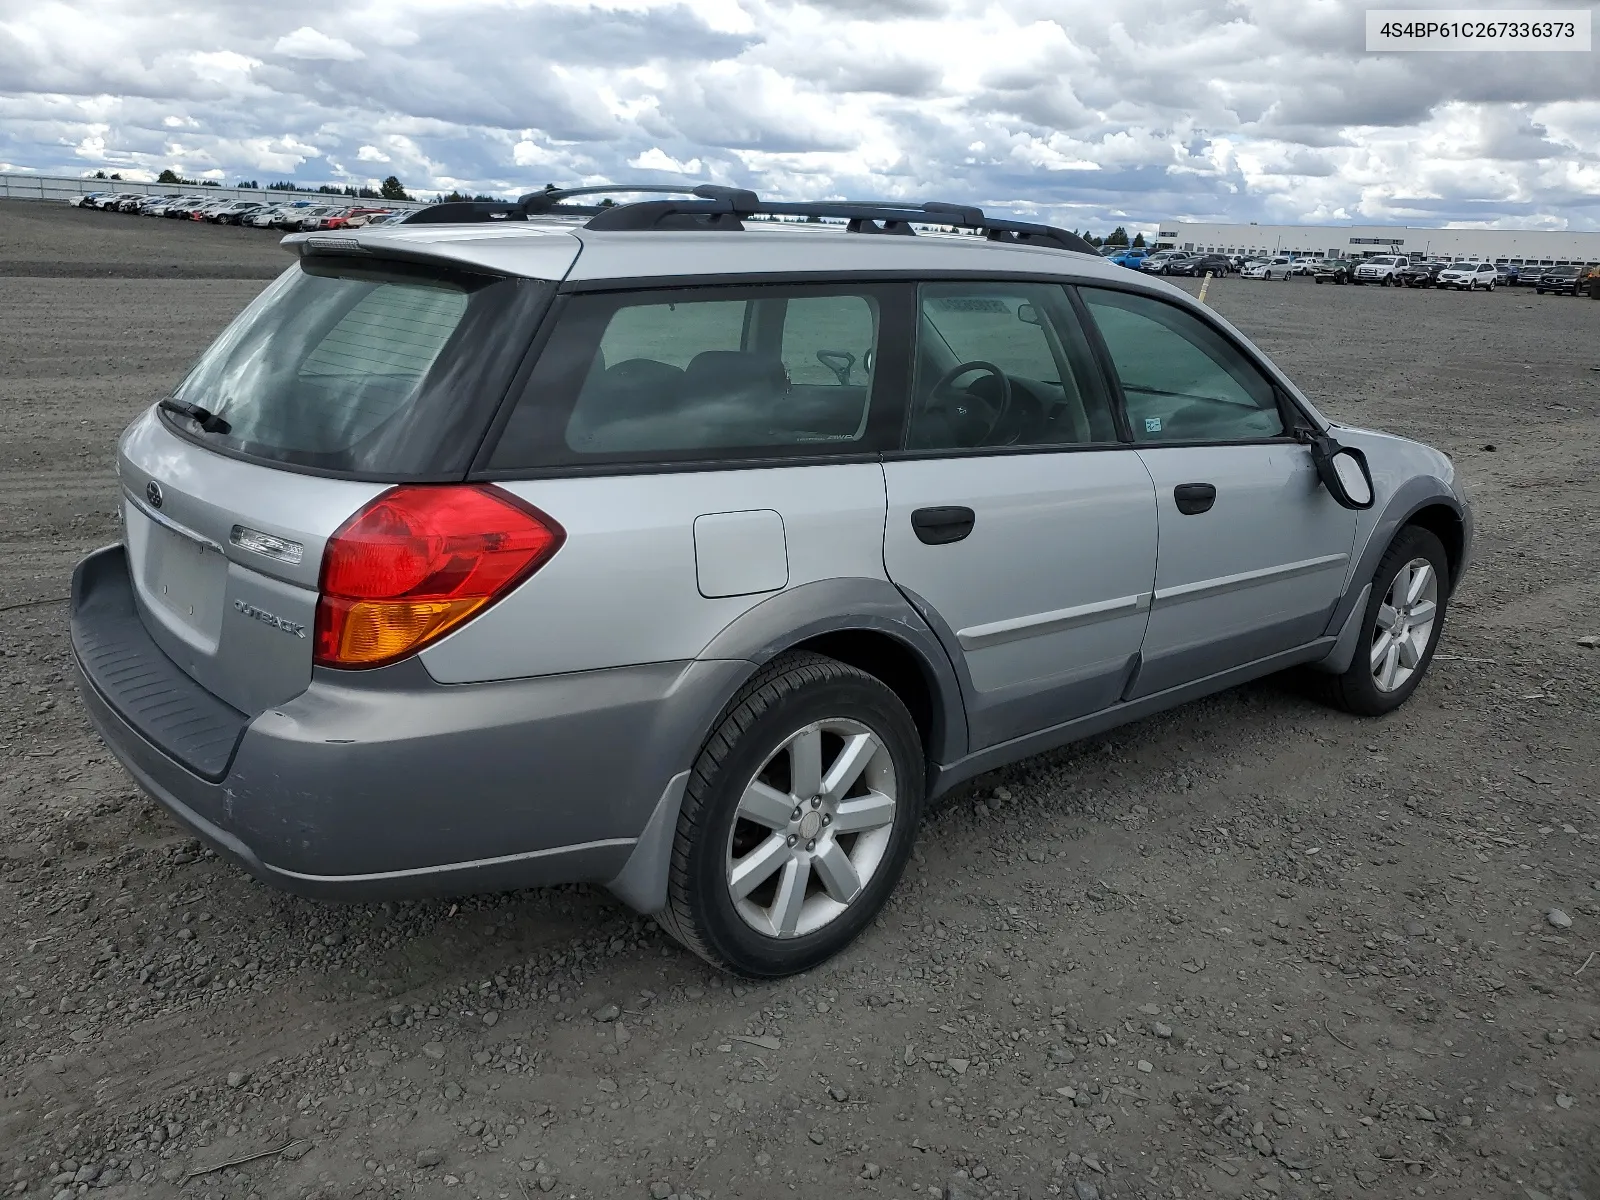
[1312,526,1449,717]
[659,652,925,977]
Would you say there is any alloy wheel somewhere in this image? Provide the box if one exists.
[724,718,897,939]
[1371,557,1439,693]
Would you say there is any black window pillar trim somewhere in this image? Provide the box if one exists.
[1065,285,1136,445]
[468,288,575,477]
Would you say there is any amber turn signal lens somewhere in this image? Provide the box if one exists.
[317,597,486,666]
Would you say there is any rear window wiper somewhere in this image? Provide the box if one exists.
[159,397,231,435]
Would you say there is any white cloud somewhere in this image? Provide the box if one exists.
[0,0,1592,231]
[272,27,365,62]
[628,146,704,174]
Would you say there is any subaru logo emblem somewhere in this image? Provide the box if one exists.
[146,480,163,510]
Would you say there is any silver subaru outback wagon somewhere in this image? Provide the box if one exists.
[70,185,1472,977]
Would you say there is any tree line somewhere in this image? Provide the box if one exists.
[1072,225,1146,248]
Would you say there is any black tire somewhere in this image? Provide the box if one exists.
[1310,526,1450,717]
[658,651,925,977]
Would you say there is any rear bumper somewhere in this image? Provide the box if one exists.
[71,544,745,901]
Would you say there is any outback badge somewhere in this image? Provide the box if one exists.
[233,598,307,639]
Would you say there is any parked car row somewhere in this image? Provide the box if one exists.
[1160,249,1594,295]
[68,191,405,232]
[1137,250,1305,280]
[1339,255,1592,293]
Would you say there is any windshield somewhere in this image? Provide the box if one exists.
[163,258,551,476]
[1447,262,1474,270]
[1370,257,1396,266]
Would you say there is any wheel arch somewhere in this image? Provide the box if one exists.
[1313,480,1468,673]
[605,579,969,917]
[696,577,969,768]
[1405,502,1467,590]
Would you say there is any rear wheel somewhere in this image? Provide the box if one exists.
[659,652,924,977]
[1311,526,1449,717]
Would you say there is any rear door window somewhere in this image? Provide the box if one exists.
[486,283,905,469]
[907,281,1117,449]
[162,257,550,476]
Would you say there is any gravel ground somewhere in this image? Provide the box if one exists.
[2,200,1598,1200]
[0,200,286,278]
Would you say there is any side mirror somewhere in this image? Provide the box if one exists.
[1307,434,1374,509]
[1017,303,1042,327]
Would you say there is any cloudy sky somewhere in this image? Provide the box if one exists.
[1,0,1597,234]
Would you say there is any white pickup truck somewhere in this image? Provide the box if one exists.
[1353,255,1410,285]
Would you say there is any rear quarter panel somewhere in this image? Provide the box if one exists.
[418,464,891,683]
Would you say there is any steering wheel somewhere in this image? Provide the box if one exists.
[923,360,1012,446]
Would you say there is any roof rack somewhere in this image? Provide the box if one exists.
[396,181,1096,255]
[396,184,714,225]
[400,200,522,224]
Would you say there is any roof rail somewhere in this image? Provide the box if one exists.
[397,181,1096,255]
[584,188,1097,255]
[515,182,725,215]
[399,200,521,224]
[396,184,714,225]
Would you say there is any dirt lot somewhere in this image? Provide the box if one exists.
[1,199,1597,1200]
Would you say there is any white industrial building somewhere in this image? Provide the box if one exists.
[1155,221,1600,266]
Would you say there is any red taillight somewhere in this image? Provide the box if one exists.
[313,485,564,669]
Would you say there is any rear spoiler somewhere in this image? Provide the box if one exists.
[277,230,578,281]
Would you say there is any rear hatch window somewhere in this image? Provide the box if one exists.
[161,257,553,478]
